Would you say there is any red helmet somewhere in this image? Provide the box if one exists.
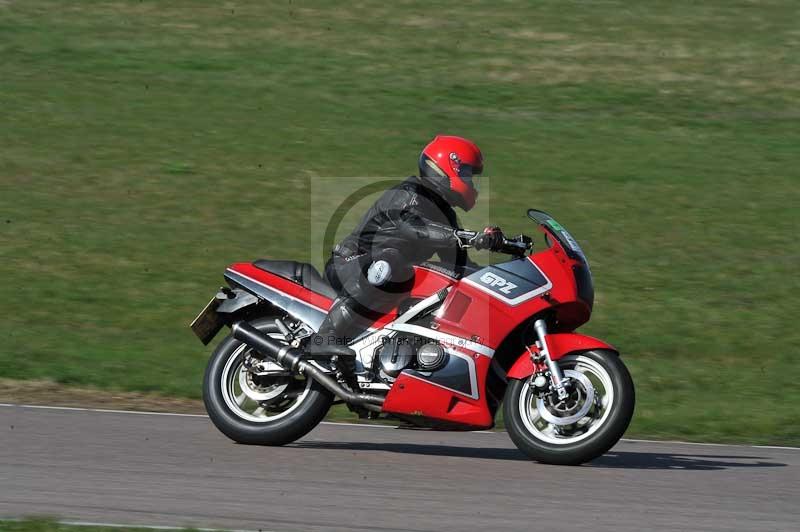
[418,135,484,211]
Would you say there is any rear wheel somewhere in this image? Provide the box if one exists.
[504,350,634,465]
[203,318,333,445]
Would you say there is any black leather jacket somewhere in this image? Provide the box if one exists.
[333,177,472,269]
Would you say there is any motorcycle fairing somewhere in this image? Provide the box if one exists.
[404,348,479,398]
[380,321,494,400]
[380,246,593,428]
[225,263,333,331]
[506,333,618,379]
[461,257,552,306]
[382,353,495,428]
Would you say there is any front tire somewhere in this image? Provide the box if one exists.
[203,318,333,445]
[504,350,634,465]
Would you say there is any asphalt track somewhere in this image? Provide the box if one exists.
[1,405,798,532]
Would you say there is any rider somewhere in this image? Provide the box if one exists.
[306,135,507,357]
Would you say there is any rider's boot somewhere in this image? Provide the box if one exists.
[304,296,362,359]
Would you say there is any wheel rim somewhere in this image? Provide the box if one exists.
[518,354,615,445]
[220,342,311,423]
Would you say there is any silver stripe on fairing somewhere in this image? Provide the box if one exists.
[414,265,459,279]
[384,323,495,358]
[224,269,328,331]
[349,291,450,370]
[403,348,480,400]
[393,290,448,325]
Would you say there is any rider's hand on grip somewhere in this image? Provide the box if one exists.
[474,226,505,251]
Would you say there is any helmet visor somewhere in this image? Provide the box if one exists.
[458,165,480,191]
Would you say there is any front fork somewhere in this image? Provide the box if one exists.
[531,319,569,400]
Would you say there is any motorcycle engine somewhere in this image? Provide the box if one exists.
[416,342,447,371]
[377,335,416,381]
[376,335,448,382]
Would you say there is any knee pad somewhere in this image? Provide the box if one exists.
[367,260,392,286]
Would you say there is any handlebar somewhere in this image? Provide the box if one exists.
[500,234,533,256]
[455,230,533,256]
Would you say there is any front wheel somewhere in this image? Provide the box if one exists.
[203,318,333,445]
[504,350,634,465]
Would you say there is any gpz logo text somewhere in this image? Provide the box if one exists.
[480,272,518,295]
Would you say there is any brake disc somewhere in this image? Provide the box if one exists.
[238,365,290,402]
[536,369,596,426]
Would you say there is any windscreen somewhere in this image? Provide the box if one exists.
[527,209,589,265]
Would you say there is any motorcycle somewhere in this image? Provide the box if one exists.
[190,209,635,465]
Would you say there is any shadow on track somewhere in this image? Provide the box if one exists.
[589,451,787,471]
[293,442,787,470]
[294,441,529,461]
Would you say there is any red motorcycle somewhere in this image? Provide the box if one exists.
[191,209,634,465]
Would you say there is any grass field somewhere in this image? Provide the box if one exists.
[0,520,197,532]
[1,1,798,444]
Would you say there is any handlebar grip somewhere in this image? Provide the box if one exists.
[455,230,532,254]
[501,235,533,255]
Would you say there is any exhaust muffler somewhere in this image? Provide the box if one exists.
[231,321,384,407]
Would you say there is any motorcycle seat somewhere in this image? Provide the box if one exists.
[253,259,338,300]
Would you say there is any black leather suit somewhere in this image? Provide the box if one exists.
[311,176,474,351]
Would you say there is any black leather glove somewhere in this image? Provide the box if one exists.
[473,226,504,251]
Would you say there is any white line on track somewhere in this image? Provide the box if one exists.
[0,403,208,418]
[1,402,797,450]
[621,438,800,451]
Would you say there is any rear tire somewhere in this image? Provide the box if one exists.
[504,350,634,465]
[203,318,333,445]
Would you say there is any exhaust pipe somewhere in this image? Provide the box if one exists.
[231,322,384,407]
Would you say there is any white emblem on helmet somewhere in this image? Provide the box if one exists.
[449,152,461,174]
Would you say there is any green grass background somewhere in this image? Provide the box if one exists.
[0,520,196,532]
[1,0,798,444]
